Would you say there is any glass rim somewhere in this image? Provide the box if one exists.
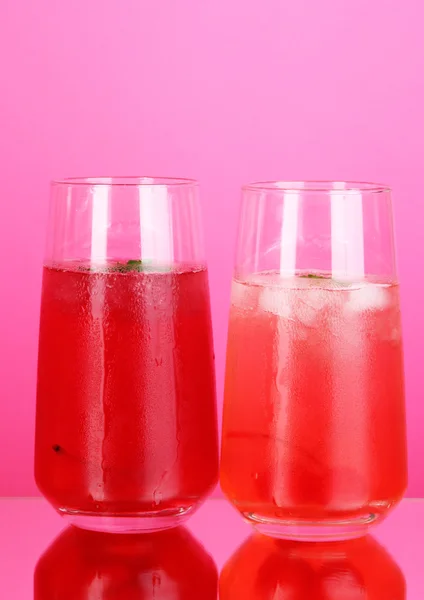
[242,180,391,194]
[51,176,199,188]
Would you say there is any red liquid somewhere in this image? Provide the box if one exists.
[35,265,218,518]
[35,526,218,599]
[220,534,405,599]
[221,274,407,527]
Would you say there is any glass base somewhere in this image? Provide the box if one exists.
[58,505,197,534]
[244,511,379,541]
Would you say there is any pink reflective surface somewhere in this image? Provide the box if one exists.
[1,498,423,598]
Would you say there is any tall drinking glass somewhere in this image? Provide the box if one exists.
[221,181,407,540]
[35,177,218,533]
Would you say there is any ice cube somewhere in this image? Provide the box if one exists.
[232,278,267,313]
[345,284,389,313]
[291,283,335,327]
[231,280,251,309]
[230,280,245,308]
[295,298,321,327]
[259,286,291,318]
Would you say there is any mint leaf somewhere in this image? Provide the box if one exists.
[81,260,169,273]
[300,273,326,279]
[110,260,144,272]
[298,272,353,287]
[111,259,168,273]
[126,259,143,270]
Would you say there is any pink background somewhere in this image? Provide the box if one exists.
[0,0,423,496]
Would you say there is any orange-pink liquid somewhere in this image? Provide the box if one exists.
[221,273,407,523]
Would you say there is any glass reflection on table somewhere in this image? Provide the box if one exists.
[220,534,405,599]
[34,525,218,599]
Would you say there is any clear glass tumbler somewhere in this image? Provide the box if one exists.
[35,177,218,533]
[221,181,407,540]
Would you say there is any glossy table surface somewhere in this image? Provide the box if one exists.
[1,497,423,598]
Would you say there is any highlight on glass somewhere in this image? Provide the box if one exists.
[220,533,405,599]
[221,181,407,540]
[35,176,218,533]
